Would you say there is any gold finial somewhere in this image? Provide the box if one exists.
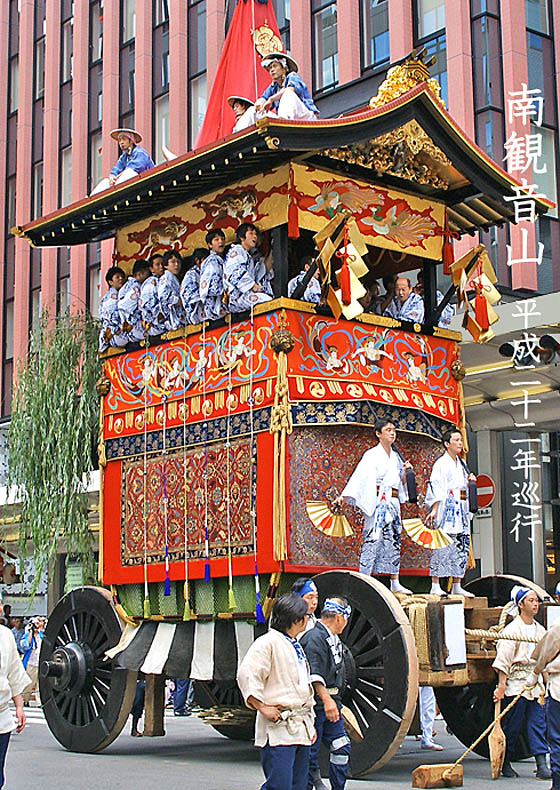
[252,22,283,57]
[369,48,444,109]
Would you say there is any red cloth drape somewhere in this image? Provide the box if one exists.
[194,0,282,149]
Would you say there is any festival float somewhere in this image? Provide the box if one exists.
[14,38,557,777]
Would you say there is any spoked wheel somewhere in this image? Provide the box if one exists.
[39,586,137,752]
[436,574,540,762]
[313,571,418,777]
[194,679,255,741]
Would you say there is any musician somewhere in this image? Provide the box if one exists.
[425,429,476,597]
[158,250,186,331]
[288,256,321,304]
[180,248,207,325]
[414,271,455,328]
[118,259,151,343]
[99,266,127,352]
[223,223,274,312]
[300,598,351,790]
[228,96,256,133]
[492,586,550,780]
[139,253,165,337]
[91,128,154,195]
[200,228,227,321]
[335,419,413,595]
[383,277,424,323]
[255,53,319,121]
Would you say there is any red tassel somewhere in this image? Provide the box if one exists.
[473,290,490,330]
[287,168,300,239]
[442,211,455,275]
[339,260,351,305]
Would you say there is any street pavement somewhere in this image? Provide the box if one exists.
[7,706,543,789]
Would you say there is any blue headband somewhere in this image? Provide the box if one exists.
[323,598,351,618]
[511,585,532,606]
[296,580,318,597]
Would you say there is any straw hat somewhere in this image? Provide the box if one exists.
[261,52,299,73]
[227,96,255,109]
[110,128,143,144]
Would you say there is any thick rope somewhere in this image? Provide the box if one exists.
[142,373,150,617]
[269,349,292,561]
[465,628,540,643]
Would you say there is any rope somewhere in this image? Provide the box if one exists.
[162,393,170,596]
[225,315,237,612]
[202,322,210,582]
[248,303,265,623]
[465,628,540,644]
[182,338,192,620]
[142,370,150,617]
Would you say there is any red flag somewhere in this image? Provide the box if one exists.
[194,0,282,149]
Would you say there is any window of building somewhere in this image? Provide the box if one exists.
[472,14,503,111]
[188,0,206,145]
[312,0,338,91]
[4,302,13,366]
[362,0,389,70]
[30,249,41,339]
[272,0,290,51]
[35,38,45,99]
[60,146,72,207]
[525,0,549,34]
[153,21,169,95]
[32,162,43,221]
[9,57,18,113]
[6,177,16,231]
[526,32,556,127]
[424,35,447,105]
[189,73,207,142]
[155,0,169,25]
[121,0,135,43]
[119,45,135,119]
[62,19,73,82]
[90,1,103,63]
[154,94,169,165]
[416,0,445,39]
[86,243,101,317]
[532,125,558,219]
[89,131,102,193]
[57,248,71,316]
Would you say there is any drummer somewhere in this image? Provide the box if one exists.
[255,53,319,121]
[91,128,155,195]
[228,96,256,133]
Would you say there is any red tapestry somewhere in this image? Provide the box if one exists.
[287,425,441,571]
[121,437,254,566]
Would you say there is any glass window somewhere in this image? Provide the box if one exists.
[526,33,556,127]
[31,288,41,339]
[188,0,206,75]
[122,0,135,42]
[362,0,389,69]
[272,0,290,51]
[475,109,504,161]
[32,162,43,221]
[153,24,169,94]
[536,217,552,293]
[62,19,73,81]
[471,0,499,14]
[9,57,18,113]
[155,0,169,25]
[60,147,72,207]
[154,94,169,165]
[90,1,103,63]
[472,15,503,110]
[6,177,16,231]
[416,0,445,39]
[4,302,14,361]
[35,38,45,99]
[189,73,207,143]
[312,1,338,91]
[88,265,101,317]
[532,125,558,219]
[89,131,102,192]
[120,46,135,115]
[525,0,549,34]
[424,35,447,106]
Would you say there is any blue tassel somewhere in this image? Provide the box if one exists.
[164,575,170,596]
[204,561,211,582]
[255,599,266,624]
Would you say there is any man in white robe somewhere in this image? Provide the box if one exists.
[335,419,413,595]
[384,277,424,323]
[98,266,127,352]
[118,259,151,343]
[158,250,185,331]
[224,223,274,312]
[425,429,476,597]
[200,229,227,321]
[139,253,165,337]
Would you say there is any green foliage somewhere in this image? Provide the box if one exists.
[7,311,101,588]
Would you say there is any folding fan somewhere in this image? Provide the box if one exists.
[306,501,354,537]
[402,518,452,549]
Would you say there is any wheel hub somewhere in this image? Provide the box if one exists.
[40,641,95,696]
[340,644,357,705]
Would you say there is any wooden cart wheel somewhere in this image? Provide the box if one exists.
[39,586,137,752]
[313,570,419,777]
[193,679,255,741]
[435,574,542,762]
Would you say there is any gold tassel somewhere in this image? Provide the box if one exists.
[269,342,293,562]
[143,597,151,618]
[228,584,237,612]
[183,582,193,620]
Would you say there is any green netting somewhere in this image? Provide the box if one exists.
[117,583,144,617]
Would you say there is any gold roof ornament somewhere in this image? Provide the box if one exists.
[370,48,444,109]
[252,22,283,57]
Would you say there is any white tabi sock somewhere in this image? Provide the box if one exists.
[451,583,475,598]
[430,583,445,596]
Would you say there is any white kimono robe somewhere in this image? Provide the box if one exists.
[237,629,315,748]
[223,244,274,313]
[118,276,144,342]
[99,286,128,351]
[180,266,204,325]
[139,275,165,336]
[0,625,30,734]
[426,452,471,578]
[288,271,321,303]
[342,443,407,575]
[200,251,226,321]
[493,615,546,700]
[158,269,185,331]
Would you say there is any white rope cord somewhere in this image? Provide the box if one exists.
[182,336,190,616]
[161,393,170,595]
[142,372,149,616]
[226,317,235,609]
[202,321,210,580]
[248,303,262,621]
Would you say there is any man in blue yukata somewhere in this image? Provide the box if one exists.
[200,228,227,321]
[384,276,425,323]
[118,259,151,343]
[158,250,186,332]
[255,52,319,121]
[99,266,127,352]
[288,256,321,304]
[91,128,155,195]
[180,248,207,325]
[140,253,165,338]
[224,223,274,313]
[414,271,455,328]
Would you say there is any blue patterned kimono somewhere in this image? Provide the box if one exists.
[158,269,185,331]
[385,292,425,323]
[200,251,226,321]
[118,277,145,342]
[436,290,455,328]
[139,275,165,336]
[180,266,204,325]
[99,287,128,351]
[224,244,274,313]
[287,271,321,303]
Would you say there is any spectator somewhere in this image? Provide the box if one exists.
[0,593,29,790]
[10,618,24,656]
[20,617,45,707]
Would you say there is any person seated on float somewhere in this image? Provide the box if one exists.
[414,271,455,328]
[224,223,274,313]
[140,253,166,337]
[228,96,256,133]
[118,259,152,344]
[383,276,424,323]
[358,275,382,315]
[180,248,207,325]
[200,228,227,321]
[91,128,155,195]
[158,250,186,332]
[287,255,321,304]
[255,53,319,121]
[99,266,127,352]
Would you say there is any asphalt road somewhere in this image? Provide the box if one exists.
[6,706,542,789]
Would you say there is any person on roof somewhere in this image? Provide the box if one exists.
[228,96,256,133]
[91,128,155,195]
[255,53,319,121]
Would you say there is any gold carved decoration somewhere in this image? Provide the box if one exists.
[324,121,451,190]
[252,23,283,57]
[369,49,445,109]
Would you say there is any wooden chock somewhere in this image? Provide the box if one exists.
[411,763,463,788]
